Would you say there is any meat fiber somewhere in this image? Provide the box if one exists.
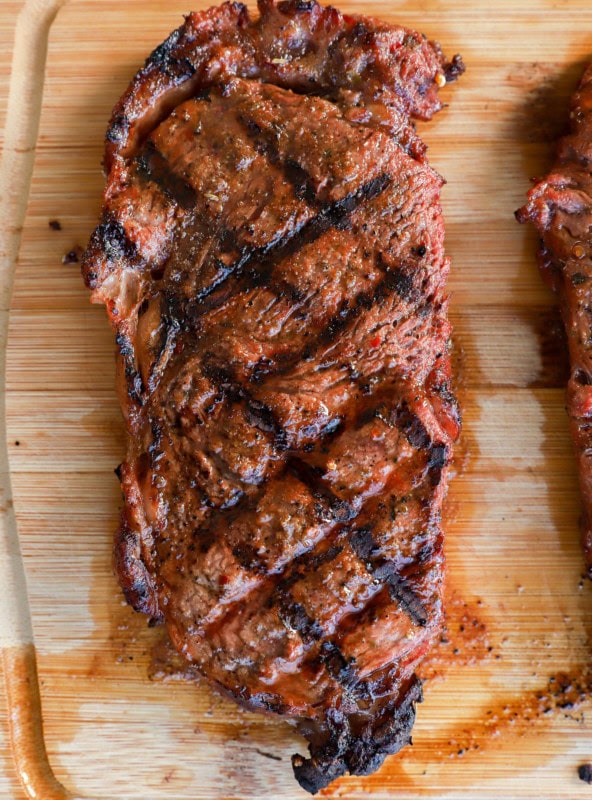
[517,63,592,579]
[82,0,463,792]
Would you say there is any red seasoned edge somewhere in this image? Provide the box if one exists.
[81,0,464,794]
[517,63,592,577]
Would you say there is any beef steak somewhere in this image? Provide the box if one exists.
[517,64,592,579]
[82,0,463,792]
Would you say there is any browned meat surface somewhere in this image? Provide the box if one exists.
[517,64,592,579]
[82,1,463,792]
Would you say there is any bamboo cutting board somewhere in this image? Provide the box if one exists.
[5,0,592,797]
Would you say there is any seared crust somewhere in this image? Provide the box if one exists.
[517,63,592,578]
[82,1,463,792]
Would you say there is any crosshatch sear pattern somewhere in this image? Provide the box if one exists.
[81,1,463,792]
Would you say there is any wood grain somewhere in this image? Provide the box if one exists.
[5,0,592,798]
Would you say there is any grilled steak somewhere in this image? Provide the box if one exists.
[517,64,592,578]
[82,1,463,792]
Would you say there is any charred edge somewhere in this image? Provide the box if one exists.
[278,0,318,13]
[106,113,129,146]
[137,141,197,210]
[289,458,354,523]
[114,522,161,619]
[144,25,197,80]
[292,675,423,793]
[236,688,287,715]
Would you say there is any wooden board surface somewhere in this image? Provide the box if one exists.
[6,0,592,797]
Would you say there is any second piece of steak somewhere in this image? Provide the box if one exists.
[517,64,592,578]
[82,0,463,792]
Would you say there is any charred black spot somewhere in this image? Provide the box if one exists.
[106,114,128,144]
[91,216,137,263]
[284,159,318,205]
[383,266,414,300]
[320,642,357,687]
[115,332,134,359]
[427,443,448,486]
[278,599,323,641]
[444,54,466,83]
[350,527,378,561]
[232,541,264,571]
[279,0,316,12]
[574,369,592,386]
[396,404,431,450]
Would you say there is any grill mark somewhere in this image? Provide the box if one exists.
[202,360,289,451]
[289,458,355,523]
[318,641,367,695]
[283,158,319,206]
[137,141,197,210]
[147,317,181,392]
[198,485,345,642]
[250,261,417,383]
[349,526,428,627]
[372,563,428,627]
[116,331,144,404]
[187,172,392,317]
[240,112,323,208]
[393,403,431,450]
[275,542,345,641]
